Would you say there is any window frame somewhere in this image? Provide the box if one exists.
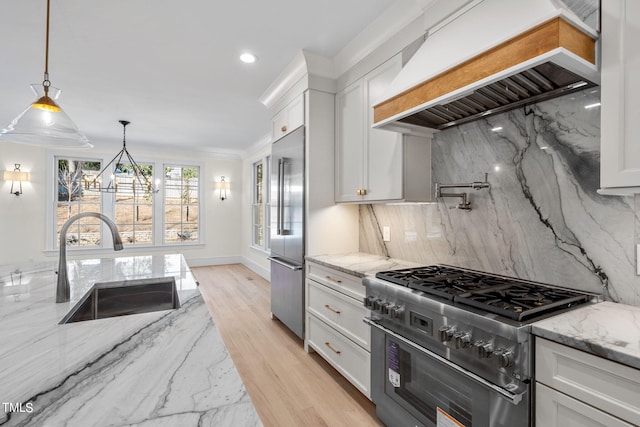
[250,156,270,252]
[45,151,205,254]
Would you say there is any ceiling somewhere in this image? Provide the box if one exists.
[0,0,396,157]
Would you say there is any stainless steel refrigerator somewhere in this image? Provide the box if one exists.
[268,125,305,339]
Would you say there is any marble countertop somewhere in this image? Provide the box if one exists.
[306,252,420,278]
[532,301,640,370]
[0,254,261,426]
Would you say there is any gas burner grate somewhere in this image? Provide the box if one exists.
[375,265,592,321]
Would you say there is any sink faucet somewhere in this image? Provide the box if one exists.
[56,212,124,303]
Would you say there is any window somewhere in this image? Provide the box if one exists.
[113,163,154,245]
[55,157,102,248]
[252,157,270,250]
[164,165,200,244]
[49,154,203,251]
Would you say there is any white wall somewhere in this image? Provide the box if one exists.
[0,141,244,267]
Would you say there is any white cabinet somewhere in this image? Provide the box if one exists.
[600,0,640,194]
[335,55,433,203]
[305,261,371,398]
[535,337,640,426]
[272,94,304,141]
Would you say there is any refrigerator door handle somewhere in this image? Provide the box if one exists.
[268,257,303,271]
[277,158,283,235]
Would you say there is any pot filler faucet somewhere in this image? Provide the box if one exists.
[435,173,491,210]
[56,212,123,303]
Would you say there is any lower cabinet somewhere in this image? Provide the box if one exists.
[535,337,640,427]
[305,261,371,398]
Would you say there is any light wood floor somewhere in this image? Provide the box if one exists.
[192,264,383,427]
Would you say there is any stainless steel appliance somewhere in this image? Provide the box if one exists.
[268,126,305,339]
[363,265,598,427]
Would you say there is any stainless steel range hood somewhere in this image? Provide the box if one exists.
[373,0,599,133]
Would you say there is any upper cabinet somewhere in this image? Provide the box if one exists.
[272,94,304,141]
[600,0,640,194]
[335,54,434,203]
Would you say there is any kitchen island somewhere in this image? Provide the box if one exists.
[0,254,261,426]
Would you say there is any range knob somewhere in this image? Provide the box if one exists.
[473,341,494,359]
[363,296,376,308]
[453,332,471,349]
[389,305,405,320]
[438,326,455,343]
[371,299,384,311]
[380,302,392,315]
[493,349,514,368]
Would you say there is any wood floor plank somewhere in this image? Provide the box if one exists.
[192,264,383,427]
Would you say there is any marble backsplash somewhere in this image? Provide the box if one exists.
[359,88,640,307]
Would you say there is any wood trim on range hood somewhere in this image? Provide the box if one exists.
[373,17,597,130]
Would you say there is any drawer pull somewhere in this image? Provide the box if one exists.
[325,342,341,355]
[281,125,287,133]
[325,275,342,284]
[324,304,341,315]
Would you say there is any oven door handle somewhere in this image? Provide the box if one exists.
[364,317,526,405]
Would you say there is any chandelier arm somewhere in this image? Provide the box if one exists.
[124,148,152,189]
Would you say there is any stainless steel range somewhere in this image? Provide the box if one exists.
[363,264,598,427]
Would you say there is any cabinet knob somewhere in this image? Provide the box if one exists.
[281,125,287,133]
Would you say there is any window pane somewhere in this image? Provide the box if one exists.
[55,158,102,247]
[113,162,154,246]
[163,165,200,244]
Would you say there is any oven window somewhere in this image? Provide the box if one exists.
[386,338,479,426]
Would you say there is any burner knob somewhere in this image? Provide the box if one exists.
[371,299,383,311]
[473,341,494,358]
[389,305,405,320]
[493,349,514,368]
[438,326,455,342]
[380,302,392,315]
[454,332,471,349]
[363,296,376,308]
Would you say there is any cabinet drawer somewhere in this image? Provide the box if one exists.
[536,338,640,425]
[308,280,370,351]
[306,262,365,300]
[536,383,634,427]
[307,315,371,398]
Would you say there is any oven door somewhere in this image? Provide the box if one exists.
[367,319,530,427]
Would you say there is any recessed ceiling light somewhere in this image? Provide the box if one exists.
[240,53,257,64]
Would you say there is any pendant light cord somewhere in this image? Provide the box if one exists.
[43,0,51,93]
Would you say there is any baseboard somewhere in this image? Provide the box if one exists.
[240,256,270,281]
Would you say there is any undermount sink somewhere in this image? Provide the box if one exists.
[60,277,180,324]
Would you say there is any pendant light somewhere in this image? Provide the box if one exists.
[0,0,91,148]
[88,120,156,194]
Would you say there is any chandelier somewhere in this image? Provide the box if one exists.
[87,120,156,194]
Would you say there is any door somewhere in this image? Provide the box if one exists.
[270,126,305,263]
[270,259,304,339]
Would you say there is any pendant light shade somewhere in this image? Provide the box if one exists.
[0,84,92,148]
[0,0,91,148]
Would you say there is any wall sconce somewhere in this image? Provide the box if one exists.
[216,176,230,201]
[3,164,30,196]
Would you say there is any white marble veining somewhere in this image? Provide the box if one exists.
[360,87,640,307]
[532,302,640,370]
[0,255,261,426]
[306,253,420,278]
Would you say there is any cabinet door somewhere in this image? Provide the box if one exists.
[272,94,304,141]
[536,383,634,427]
[363,56,403,201]
[601,0,640,191]
[335,80,365,202]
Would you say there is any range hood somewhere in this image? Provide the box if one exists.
[373,0,599,133]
